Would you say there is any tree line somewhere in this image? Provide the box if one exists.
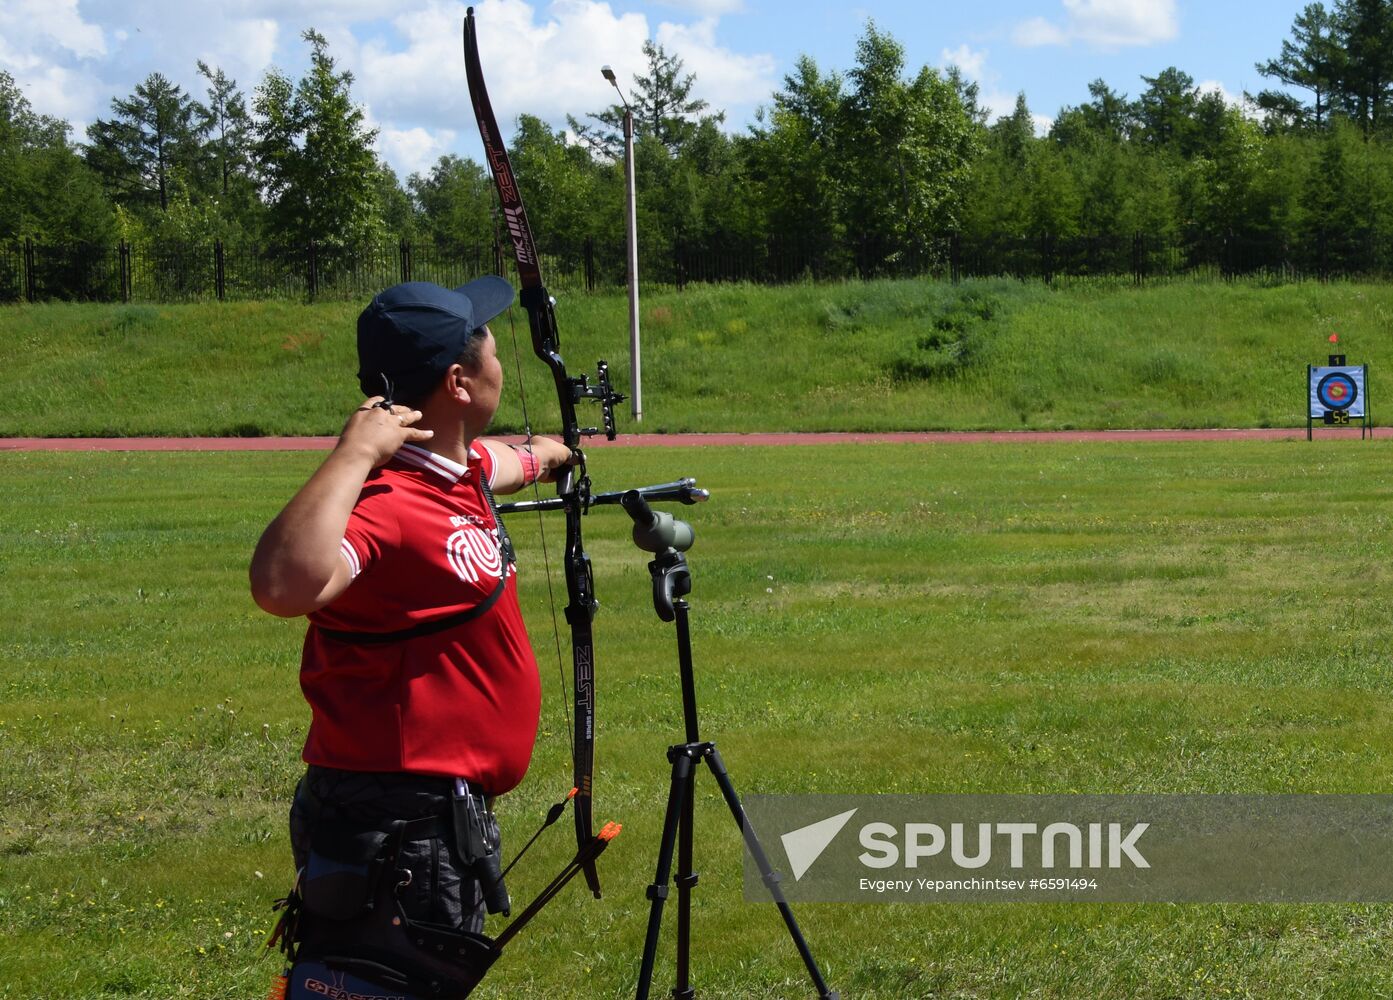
[5,2,1393,297]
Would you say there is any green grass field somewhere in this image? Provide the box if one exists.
[4,439,1393,998]
[6,277,1393,437]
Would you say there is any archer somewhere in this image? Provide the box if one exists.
[250,277,579,998]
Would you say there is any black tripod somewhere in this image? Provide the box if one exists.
[621,492,838,1000]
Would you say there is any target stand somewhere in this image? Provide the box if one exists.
[1307,355,1371,440]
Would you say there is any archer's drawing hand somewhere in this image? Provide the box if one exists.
[338,396,434,468]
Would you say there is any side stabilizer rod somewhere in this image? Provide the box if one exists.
[498,479,709,515]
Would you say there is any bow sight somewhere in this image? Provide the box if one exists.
[579,359,622,440]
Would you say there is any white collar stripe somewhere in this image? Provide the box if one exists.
[397,444,469,483]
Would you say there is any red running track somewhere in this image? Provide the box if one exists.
[0,427,1387,452]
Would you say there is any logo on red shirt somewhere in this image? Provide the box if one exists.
[445,518,504,584]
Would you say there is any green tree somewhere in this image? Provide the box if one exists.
[407,154,494,249]
[569,39,764,281]
[746,55,848,273]
[1299,120,1380,267]
[1248,131,1316,244]
[1334,0,1393,135]
[251,29,383,250]
[944,65,990,128]
[993,93,1035,164]
[1024,141,1082,238]
[1254,3,1342,129]
[633,40,720,153]
[959,144,1030,237]
[1135,67,1199,149]
[1180,107,1268,242]
[837,21,981,272]
[1187,90,1233,158]
[961,95,1034,238]
[1072,140,1131,234]
[1080,140,1181,239]
[374,162,417,239]
[0,70,114,245]
[508,114,603,269]
[85,72,202,213]
[194,63,258,211]
[570,41,720,158]
[1050,80,1134,147]
[659,118,764,279]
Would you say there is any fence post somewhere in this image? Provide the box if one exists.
[584,236,595,293]
[23,237,36,303]
[399,238,411,283]
[1132,231,1143,285]
[492,240,504,276]
[215,240,226,301]
[119,240,131,302]
[950,233,961,284]
[307,240,318,300]
[1042,232,1054,285]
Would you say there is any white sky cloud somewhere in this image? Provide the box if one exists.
[1014,0,1178,49]
[467,0,653,127]
[236,0,392,21]
[0,0,106,72]
[654,17,777,111]
[0,0,773,177]
[941,43,987,82]
[199,19,280,82]
[1012,17,1069,48]
[651,0,746,14]
[8,0,106,60]
[376,126,458,179]
[1197,78,1239,107]
[12,64,106,130]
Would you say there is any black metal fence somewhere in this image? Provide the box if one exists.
[0,239,524,304]
[4,229,1392,304]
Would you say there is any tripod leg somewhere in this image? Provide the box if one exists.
[637,746,698,1000]
[701,747,839,1000]
[673,754,698,1000]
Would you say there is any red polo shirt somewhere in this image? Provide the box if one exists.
[300,443,540,793]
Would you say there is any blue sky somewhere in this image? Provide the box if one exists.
[1,0,1314,180]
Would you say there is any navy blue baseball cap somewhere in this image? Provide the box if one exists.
[356,277,514,399]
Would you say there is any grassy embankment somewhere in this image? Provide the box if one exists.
[4,441,1393,997]
[6,277,1392,437]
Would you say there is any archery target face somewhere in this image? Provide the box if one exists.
[1317,373,1357,409]
[1309,366,1367,418]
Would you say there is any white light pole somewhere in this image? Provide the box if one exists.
[602,64,641,422]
